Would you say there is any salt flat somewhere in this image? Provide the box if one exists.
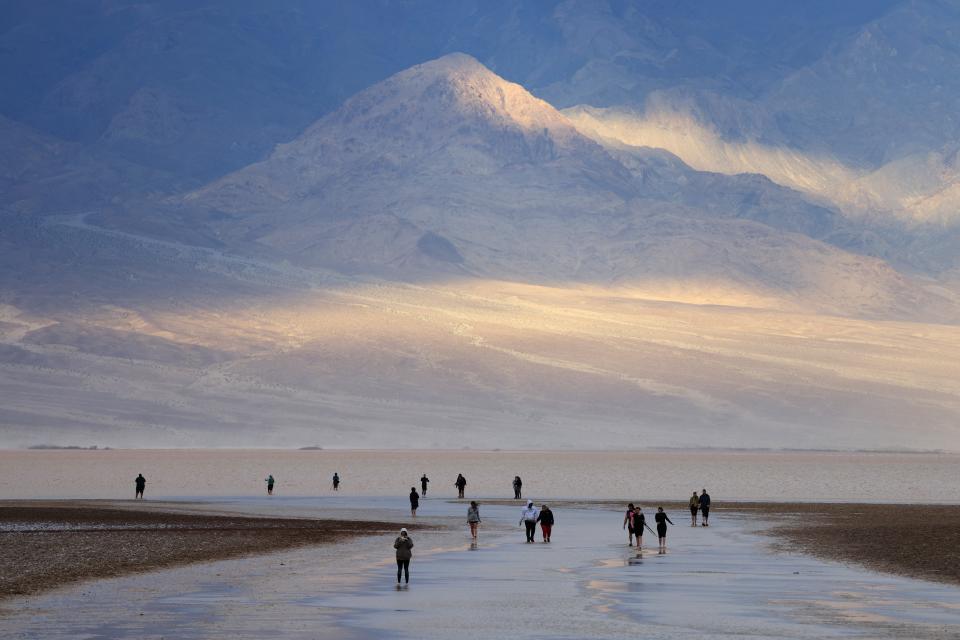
[1,497,957,639]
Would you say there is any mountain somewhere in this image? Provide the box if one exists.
[166,53,953,320]
[2,4,960,451]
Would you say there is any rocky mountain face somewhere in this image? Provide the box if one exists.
[173,53,952,320]
[1,2,959,449]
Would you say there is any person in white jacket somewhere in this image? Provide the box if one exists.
[519,500,539,543]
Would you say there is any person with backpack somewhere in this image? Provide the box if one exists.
[689,491,700,526]
[455,473,467,499]
[622,503,636,546]
[519,500,539,543]
[699,489,711,526]
[655,507,674,552]
[409,487,420,517]
[393,528,414,584]
[467,501,481,540]
[536,504,554,542]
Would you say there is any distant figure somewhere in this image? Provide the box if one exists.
[689,491,700,526]
[512,476,523,500]
[537,504,554,542]
[467,501,481,540]
[134,474,146,499]
[655,507,674,552]
[519,500,539,543]
[455,473,467,499]
[622,502,636,546]
[632,506,649,549]
[699,489,711,526]
[393,528,414,584]
[409,487,420,517]
[420,474,430,496]
[265,474,275,495]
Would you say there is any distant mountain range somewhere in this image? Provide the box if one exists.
[1,1,958,450]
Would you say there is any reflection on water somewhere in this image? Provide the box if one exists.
[1,449,958,502]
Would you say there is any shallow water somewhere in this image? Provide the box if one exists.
[1,449,958,503]
[1,497,957,639]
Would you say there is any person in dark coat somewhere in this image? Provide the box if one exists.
[512,476,523,499]
[409,487,420,517]
[699,489,711,526]
[134,474,146,499]
[536,504,554,542]
[393,528,414,584]
[455,473,467,499]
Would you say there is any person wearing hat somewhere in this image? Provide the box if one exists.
[519,500,539,543]
[394,528,414,584]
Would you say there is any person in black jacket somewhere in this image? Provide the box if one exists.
[512,476,523,500]
[455,473,467,499]
[632,506,649,549]
[409,487,420,517]
[699,489,711,526]
[536,504,554,542]
[655,507,674,552]
[134,474,146,499]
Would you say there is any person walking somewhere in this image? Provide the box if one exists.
[622,503,636,546]
[420,474,430,497]
[632,506,650,549]
[265,474,275,496]
[536,504,554,542]
[689,491,700,526]
[393,528,413,584]
[512,476,523,500]
[655,507,674,552]
[332,472,340,491]
[519,500,539,543]
[699,489,711,526]
[134,473,146,499]
[467,501,481,540]
[455,473,467,499]
[409,487,420,517]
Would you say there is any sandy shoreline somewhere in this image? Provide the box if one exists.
[736,502,960,587]
[0,500,408,599]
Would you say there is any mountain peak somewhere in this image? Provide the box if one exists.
[188,53,621,213]
[312,51,580,143]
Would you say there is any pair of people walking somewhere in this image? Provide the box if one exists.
[689,489,711,526]
[519,500,554,542]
